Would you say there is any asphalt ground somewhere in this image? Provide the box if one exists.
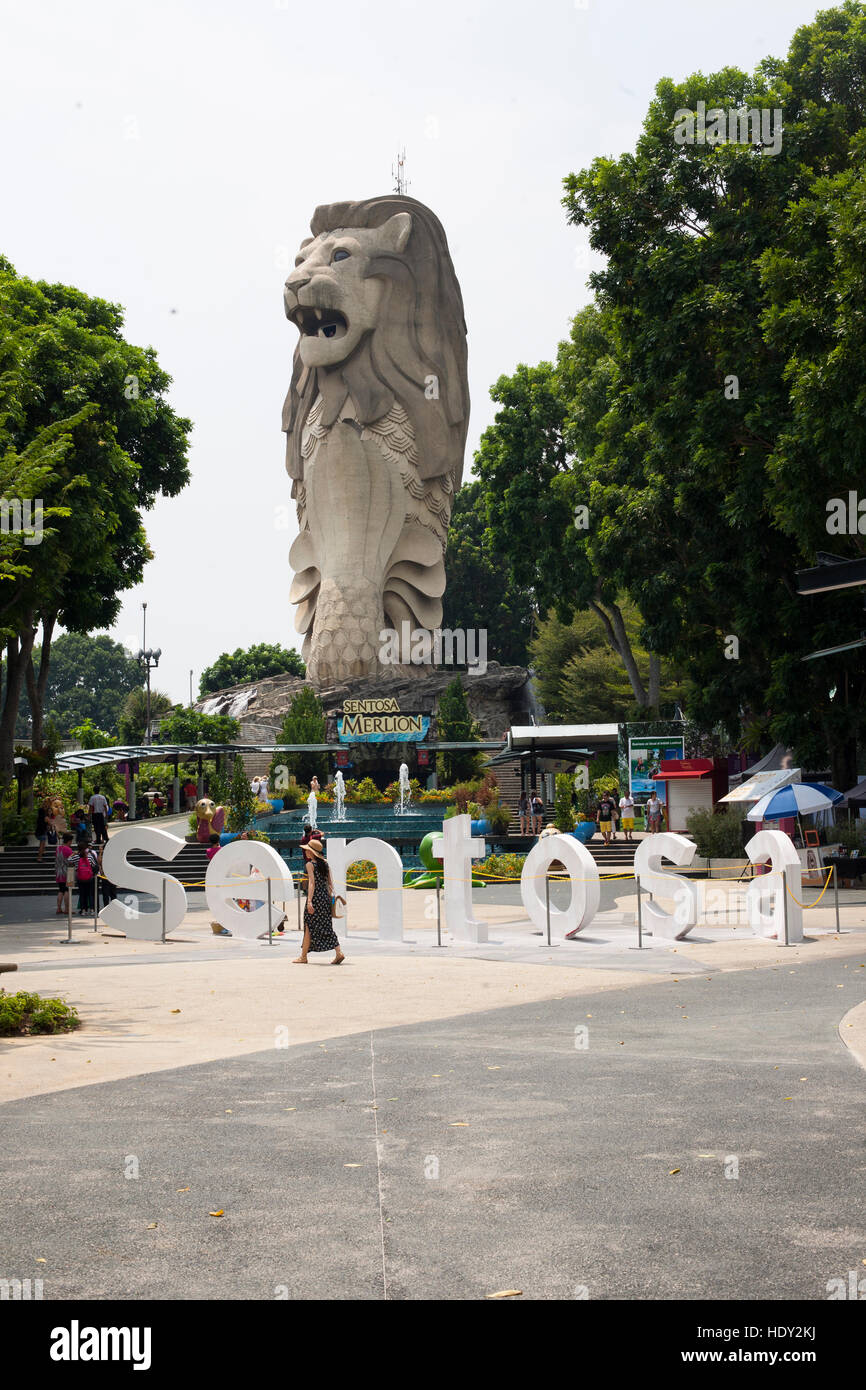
[1,950,863,1301]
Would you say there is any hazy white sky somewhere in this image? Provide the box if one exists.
[1,0,821,703]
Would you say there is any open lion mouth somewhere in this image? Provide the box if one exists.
[291,306,348,340]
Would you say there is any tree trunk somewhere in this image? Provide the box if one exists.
[648,651,661,709]
[828,731,858,797]
[25,612,56,754]
[589,598,649,706]
[0,626,37,842]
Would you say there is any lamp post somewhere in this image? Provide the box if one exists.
[137,642,162,744]
[189,669,194,707]
[13,756,27,813]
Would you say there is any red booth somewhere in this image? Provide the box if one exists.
[652,759,729,832]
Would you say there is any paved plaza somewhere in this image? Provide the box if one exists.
[2,883,865,1300]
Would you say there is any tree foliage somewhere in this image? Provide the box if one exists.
[442,481,535,667]
[269,686,327,788]
[17,632,142,737]
[436,677,483,783]
[531,603,684,722]
[157,710,240,744]
[117,687,173,746]
[0,259,191,811]
[199,643,305,696]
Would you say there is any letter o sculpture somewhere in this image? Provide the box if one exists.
[520,834,600,938]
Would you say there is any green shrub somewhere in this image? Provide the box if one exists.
[554,773,576,833]
[831,820,866,853]
[0,990,81,1035]
[476,851,526,880]
[2,812,34,845]
[685,807,746,859]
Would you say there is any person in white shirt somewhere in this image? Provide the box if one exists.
[619,793,636,841]
[88,787,110,844]
[645,792,664,834]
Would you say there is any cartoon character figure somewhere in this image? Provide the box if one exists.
[195,797,226,844]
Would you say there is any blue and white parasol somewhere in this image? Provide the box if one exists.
[747,782,841,822]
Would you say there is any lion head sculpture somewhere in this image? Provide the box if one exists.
[283,195,469,685]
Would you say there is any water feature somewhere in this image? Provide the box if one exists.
[395,761,413,816]
[333,770,347,822]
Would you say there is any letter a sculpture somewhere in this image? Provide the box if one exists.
[282,196,469,684]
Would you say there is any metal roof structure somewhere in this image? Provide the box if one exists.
[507,724,620,752]
[53,741,504,772]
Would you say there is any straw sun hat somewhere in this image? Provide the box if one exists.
[302,838,325,859]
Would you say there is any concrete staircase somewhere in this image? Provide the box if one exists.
[0,843,211,897]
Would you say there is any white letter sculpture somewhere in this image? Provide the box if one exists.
[205,840,294,941]
[745,829,804,943]
[432,814,486,943]
[327,837,404,941]
[633,833,699,940]
[520,834,600,939]
[99,826,187,940]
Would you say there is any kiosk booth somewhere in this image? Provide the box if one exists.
[652,758,729,832]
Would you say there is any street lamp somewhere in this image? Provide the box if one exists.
[137,646,162,745]
[13,756,27,813]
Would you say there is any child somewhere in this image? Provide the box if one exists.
[206,834,231,936]
[55,833,75,915]
[73,841,98,914]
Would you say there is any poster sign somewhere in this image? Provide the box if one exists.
[628,736,685,796]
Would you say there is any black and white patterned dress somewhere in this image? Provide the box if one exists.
[304,861,340,952]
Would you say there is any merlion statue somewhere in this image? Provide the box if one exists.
[283,196,470,684]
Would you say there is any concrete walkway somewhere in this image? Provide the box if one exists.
[1,952,864,1300]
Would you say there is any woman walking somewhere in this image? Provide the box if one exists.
[294,839,344,966]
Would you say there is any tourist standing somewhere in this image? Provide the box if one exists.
[609,793,621,841]
[530,790,544,835]
[646,791,664,834]
[183,779,197,811]
[518,790,530,835]
[597,795,613,846]
[35,801,49,860]
[55,833,74,914]
[619,790,636,841]
[88,786,110,844]
[294,839,344,965]
[73,841,98,915]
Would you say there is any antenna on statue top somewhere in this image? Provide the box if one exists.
[392,146,409,195]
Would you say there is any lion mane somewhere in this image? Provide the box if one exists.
[281,194,469,491]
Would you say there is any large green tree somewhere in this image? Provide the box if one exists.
[436,677,483,783]
[157,709,240,744]
[531,603,684,723]
[473,335,664,708]
[199,643,305,696]
[442,481,536,668]
[0,260,191,808]
[269,686,327,788]
[17,632,142,737]
[559,3,866,785]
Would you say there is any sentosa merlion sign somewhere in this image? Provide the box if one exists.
[98,826,803,947]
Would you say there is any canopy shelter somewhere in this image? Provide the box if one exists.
[504,725,617,794]
[53,741,503,818]
[718,766,801,806]
[727,743,795,788]
[840,778,866,810]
